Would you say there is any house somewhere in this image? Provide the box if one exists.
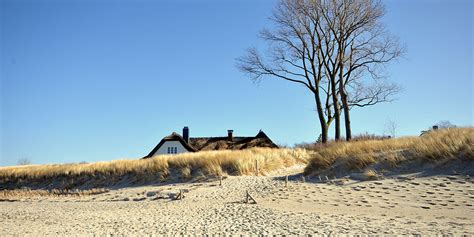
[420,125,439,136]
[143,126,278,158]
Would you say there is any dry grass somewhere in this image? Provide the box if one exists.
[1,128,471,189]
[0,148,312,189]
[363,169,379,180]
[0,188,109,200]
[304,127,474,175]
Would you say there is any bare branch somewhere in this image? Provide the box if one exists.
[236,48,315,92]
[349,81,402,108]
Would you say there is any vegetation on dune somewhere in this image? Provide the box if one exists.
[0,148,311,189]
[0,188,109,200]
[1,128,471,189]
[304,127,474,175]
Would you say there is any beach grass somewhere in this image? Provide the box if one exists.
[0,148,312,189]
[304,127,473,175]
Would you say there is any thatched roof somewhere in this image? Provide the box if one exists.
[144,130,278,158]
[188,130,278,151]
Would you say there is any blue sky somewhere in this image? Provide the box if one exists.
[1,0,472,166]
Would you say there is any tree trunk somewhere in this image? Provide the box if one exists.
[338,42,352,141]
[339,83,352,141]
[342,93,352,141]
[330,75,341,140]
[320,120,329,143]
[314,91,328,143]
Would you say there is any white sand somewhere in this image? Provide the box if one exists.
[1,169,473,235]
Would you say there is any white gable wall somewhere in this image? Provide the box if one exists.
[153,140,190,156]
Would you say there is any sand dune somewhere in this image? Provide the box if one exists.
[1,166,472,235]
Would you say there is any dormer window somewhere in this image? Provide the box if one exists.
[167,147,178,154]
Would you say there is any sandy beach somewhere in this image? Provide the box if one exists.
[1,166,473,235]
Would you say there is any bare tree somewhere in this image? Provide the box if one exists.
[384,119,397,138]
[17,158,31,166]
[237,0,336,143]
[318,0,404,140]
[237,0,402,143]
[436,120,456,129]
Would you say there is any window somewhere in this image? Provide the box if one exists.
[167,146,178,154]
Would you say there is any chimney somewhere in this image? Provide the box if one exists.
[432,125,439,130]
[183,126,189,143]
[227,130,234,141]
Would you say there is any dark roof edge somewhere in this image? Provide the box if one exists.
[256,130,279,148]
[143,133,196,158]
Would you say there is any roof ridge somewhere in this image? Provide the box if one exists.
[190,136,253,139]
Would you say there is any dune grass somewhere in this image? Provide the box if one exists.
[0,148,312,189]
[1,128,471,189]
[304,127,473,175]
[0,188,109,200]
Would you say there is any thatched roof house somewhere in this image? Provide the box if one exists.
[144,127,278,158]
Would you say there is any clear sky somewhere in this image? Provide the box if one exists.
[1,0,472,166]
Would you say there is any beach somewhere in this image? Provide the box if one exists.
[1,167,473,235]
